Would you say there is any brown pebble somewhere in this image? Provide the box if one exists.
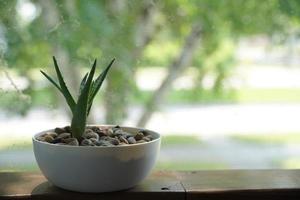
[83,130,99,140]
[137,140,146,143]
[36,136,45,142]
[63,138,79,146]
[91,126,106,137]
[134,132,144,141]
[107,128,114,136]
[44,135,54,143]
[68,139,79,146]
[56,132,71,140]
[48,132,58,138]
[54,127,65,134]
[127,137,136,144]
[119,135,129,144]
[64,126,72,133]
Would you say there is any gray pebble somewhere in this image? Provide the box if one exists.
[123,132,133,138]
[81,139,93,146]
[57,132,71,140]
[95,140,113,147]
[52,138,62,143]
[64,126,72,133]
[100,136,109,141]
[108,137,119,145]
[140,130,150,136]
[54,127,65,134]
[127,137,136,144]
[119,135,129,144]
[89,138,98,144]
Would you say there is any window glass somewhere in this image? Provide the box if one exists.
[1,0,300,172]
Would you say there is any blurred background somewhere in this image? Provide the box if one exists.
[1,0,300,171]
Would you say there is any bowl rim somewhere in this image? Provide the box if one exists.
[32,124,161,149]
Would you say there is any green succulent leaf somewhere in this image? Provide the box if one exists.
[79,72,88,94]
[40,70,62,93]
[71,59,97,139]
[52,56,76,113]
[87,58,115,115]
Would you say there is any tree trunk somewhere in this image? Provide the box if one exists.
[137,23,202,127]
[132,0,158,63]
[104,0,158,124]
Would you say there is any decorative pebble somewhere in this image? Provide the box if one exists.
[140,130,150,136]
[100,136,109,141]
[44,135,54,143]
[68,140,79,146]
[81,139,92,146]
[83,130,99,140]
[143,136,151,142]
[56,132,71,140]
[107,128,114,136]
[89,138,98,145]
[95,140,113,147]
[63,138,79,146]
[123,132,133,138]
[134,132,144,141]
[127,137,136,144]
[147,135,153,140]
[119,135,129,144]
[48,132,58,138]
[38,126,154,146]
[52,138,62,143]
[54,127,65,134]
[36,136,45,142]
[108,137,119,145]
[112,129,123,137]
[64,126,72,133]
[91,127,106,137]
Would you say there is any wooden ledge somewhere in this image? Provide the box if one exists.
[1,170,300,200]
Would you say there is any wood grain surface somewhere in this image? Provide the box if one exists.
[1,170,300,200]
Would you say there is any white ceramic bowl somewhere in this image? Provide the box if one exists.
[32,125,161,193]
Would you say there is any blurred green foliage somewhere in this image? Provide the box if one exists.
[231,133,300,145]
[0,0,299,123]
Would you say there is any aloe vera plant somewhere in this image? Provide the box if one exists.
[41,56,115,140]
